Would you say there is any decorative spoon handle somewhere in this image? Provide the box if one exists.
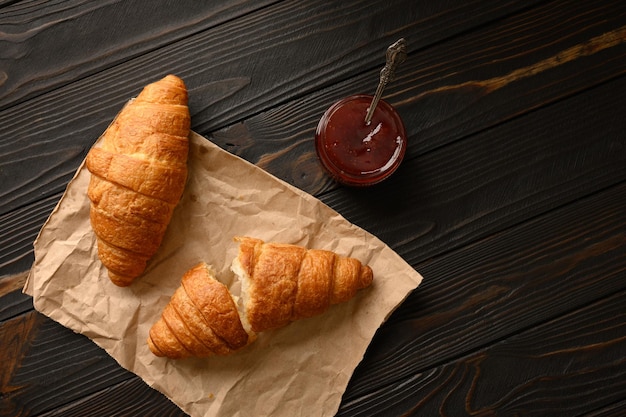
[365,38,407,125]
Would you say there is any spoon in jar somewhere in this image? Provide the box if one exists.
[364,38,407,125]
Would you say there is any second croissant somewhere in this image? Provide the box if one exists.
[147,237,374,358]
[231,236,374,333]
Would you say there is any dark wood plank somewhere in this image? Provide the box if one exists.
[0,0,543,216]
[583,400,626,417]
[0,290,31,324]
[0,273,31,322]
[0,1,19,9]
[0,193,61,278]
[338,290,626,416]
[0,310,40,417]
[341,180,626,404]
[185,0,548,133]
[0,0,279,110]
[210,0,626,194]
[0,311,134,417]
[35,378,185,417]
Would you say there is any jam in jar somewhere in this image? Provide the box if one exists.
[315,94,406,186]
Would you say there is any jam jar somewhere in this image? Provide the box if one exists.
[315,94,407,186]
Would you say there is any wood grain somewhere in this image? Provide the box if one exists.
[584,399,626,417]
[0,193,62,277]
[0,273,31,323]
[0,272,26,297]
[319,75,626,265]
[0,311,134,417]
[0,0,279,109]
[0,0,542,216]
[35,378,185,417]
[210,0,626,194]
[338,290,626,416]
[342,180,626,401]
[0,311,40,412]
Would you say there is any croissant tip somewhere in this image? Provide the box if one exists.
[159,73,186,87]
[361,265,374,288]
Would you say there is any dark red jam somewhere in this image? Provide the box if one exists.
[315,95,406,186]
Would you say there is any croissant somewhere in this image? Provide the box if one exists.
[147,262,251,358]
[85,74,190,286]
[231,236,374,333]
[148,237,373,358]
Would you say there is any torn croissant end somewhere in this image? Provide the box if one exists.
[147,262,254,359]
[147,237,373,359]
[86,74,190,286]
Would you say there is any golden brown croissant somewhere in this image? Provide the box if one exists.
[148,263,251,359]
[148,237,373,358]
[85,74,190,286]
[231,236,373,333]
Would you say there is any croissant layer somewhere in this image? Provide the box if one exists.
[85,74,190,286]
[147,263,250,358]
[232,237,373,333]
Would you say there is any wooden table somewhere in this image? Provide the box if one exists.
[2,1,625,415]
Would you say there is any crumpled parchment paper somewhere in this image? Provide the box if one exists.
[24,106,422,417]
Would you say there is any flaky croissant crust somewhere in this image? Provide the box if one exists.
[148,263,250,359]
[86,74,190,286]
[148,238,373,359]
[233,236,373,333]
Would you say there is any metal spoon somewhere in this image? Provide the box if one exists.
[365,38,407,125]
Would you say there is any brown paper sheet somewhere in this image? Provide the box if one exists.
[24,116,422,416]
